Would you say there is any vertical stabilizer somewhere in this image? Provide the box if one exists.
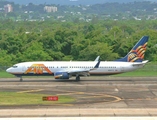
[116,36,149,62]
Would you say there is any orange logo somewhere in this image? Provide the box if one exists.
[127,42,147,62]
[128,53,138,62]
[25,64,52,74]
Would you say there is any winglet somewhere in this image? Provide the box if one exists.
[94,56,100,61]
[94,60,100,68]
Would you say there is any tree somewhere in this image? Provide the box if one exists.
[21,42,52,61]
[0,50,13,66]
[79,42,119,61]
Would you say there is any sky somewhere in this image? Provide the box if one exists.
[5,0,156,5]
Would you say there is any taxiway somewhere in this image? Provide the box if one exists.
[0,76,157,116]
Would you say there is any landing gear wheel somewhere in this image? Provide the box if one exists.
[20,77,23,82]
[76,75,80,81]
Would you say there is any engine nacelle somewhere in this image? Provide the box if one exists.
[54,72,69,79]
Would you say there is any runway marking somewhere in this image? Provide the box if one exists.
[57,90,121,103]
[121,98,157,101]
[54,104,74,106]
[114,88,119,91]
[57,92,85,95]
[17,89,44,93]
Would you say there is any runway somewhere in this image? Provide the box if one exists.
[0,76,157,116]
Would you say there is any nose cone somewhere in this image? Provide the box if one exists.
[6,68,12,73]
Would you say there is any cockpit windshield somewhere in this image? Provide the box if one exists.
[12,66,18,68]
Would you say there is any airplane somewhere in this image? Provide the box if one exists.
[6,36,149,81]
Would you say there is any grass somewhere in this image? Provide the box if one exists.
[114,71,157,77]
[0,71,15,78]
[0,92,75,105]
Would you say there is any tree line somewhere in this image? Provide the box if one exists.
[0,19,157,66]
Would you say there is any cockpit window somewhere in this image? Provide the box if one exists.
[12,66,18,68]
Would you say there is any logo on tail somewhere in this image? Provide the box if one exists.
[127,41,147,62]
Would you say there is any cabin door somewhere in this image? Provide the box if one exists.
[121,66,125,72]
[22,66,26,71]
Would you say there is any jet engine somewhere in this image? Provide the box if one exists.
[54,72,69,79]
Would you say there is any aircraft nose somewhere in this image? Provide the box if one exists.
[6,68,12,73]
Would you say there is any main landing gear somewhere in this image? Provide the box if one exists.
[19,76,23,82]
[76,75,80,81]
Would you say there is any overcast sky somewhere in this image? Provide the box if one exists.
[6,0,156,5]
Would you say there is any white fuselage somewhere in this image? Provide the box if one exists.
[6,61,145,77]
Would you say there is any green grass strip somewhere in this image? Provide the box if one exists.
[114,71,157,77]
[0,92,75,105]
[0,71,15,78]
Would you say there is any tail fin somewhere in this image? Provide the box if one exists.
[116,36,149,62]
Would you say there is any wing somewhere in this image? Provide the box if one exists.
[67,60,100,75]
[54,61,100,79]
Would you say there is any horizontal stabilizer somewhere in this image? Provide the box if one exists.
[142,60,149,64]
[132,60,149,66]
